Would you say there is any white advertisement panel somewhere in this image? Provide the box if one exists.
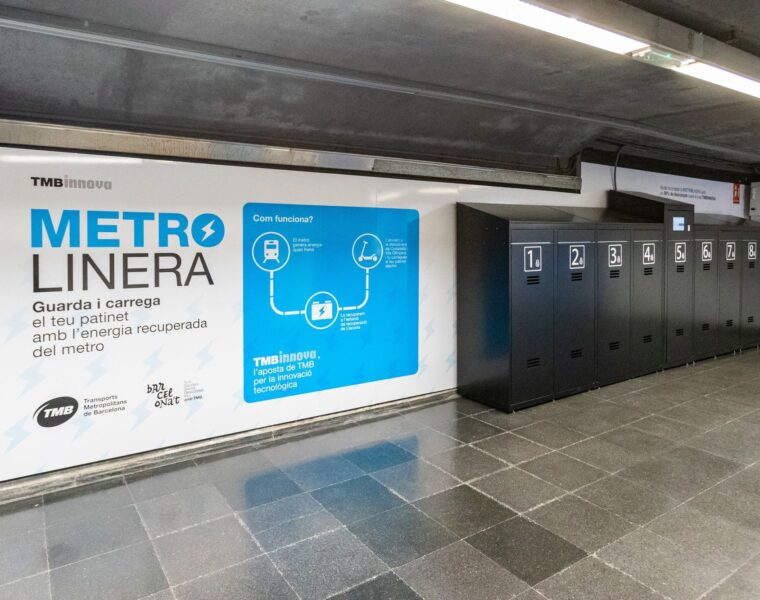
[0,147,746,482]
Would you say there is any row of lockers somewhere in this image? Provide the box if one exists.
[456,193,760,412]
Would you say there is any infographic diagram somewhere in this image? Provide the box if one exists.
[243,203,419,402]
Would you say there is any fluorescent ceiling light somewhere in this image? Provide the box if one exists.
[0,155,143,164]
[444,0,649,55]
[671,61,760,100]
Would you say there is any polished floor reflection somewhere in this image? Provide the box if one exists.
[4,351,760,599]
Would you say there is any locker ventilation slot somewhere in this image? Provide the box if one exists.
[751,262,756,269]
[571,272,583,282]
[675,328,684,337]
[642,334,653,344]
[728,262,735,270]
[644,267,653,276]
[526,357,541,369]
[609,269,620,279]
[726,320,734,327]
[570,348,583,359]
[526,275,540,285]
[703,263,711,271]
[749,316,755,324]
[609,341,620,351]
[702,323,710,331]
[676,265,685,273]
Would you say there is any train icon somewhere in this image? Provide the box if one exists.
[263,239,280,262]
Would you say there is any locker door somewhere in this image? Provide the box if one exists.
[554,231,596,397]
[510,230,555,408]
[597,232,631,385]
[666,238,694,366]
[741,234,760,348]
[718,233,741,353]
[693,236,718,360]
[631,233,664,376]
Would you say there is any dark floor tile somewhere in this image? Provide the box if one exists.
[0,572,49,600]
[467,518,586,586]
[627,415,703,442]
[44,479,132,525]
[686,420,760,464]
[153,515,261,585]
[138,591,174,600]
[425,445,506,482]
[282,455,365,491]
[586,379,650,400]
[371,460,458,502]
[536,557,662,600]
[659,404,732,430]
[0,496,44,540]
[404,402,465,426]
[238,493,324,534]
[520,453,606,491]
[474,433,551,464]
[173,556,296,600]
[474,409,536,431]
[394,428,462,458]
[47,504,147,568]
[551,403,646,436]
[329,572,421,599]
[561,438,642,472]
[254,510,342,552]
[686,486,760,534]
[311,476,404,525]
[213,468,303,510]
[617,446,742,501]
[136,483,231,537]
[472,468,564,512]
[126,461,206,502]
[50,542,168,600]
[0,526,46,584]
[195,447,275,482]
[397,540,527,600]
[597,427,675,459]
[521,401,579,421]
[610,384,699,413]
[598,529,732,600]
[514,590,548,600]
[527,496,635,552]
[271,528,386,600]
[704,554,760,600]
[719,462,760,497]
[557,392,608,410]
[348,504,457,567]
[575,476,680,525]
[414,485,515,538]
[432,417,503,444]
[512,421,587,449]
[341,441,416,473]
[685,396,757,419]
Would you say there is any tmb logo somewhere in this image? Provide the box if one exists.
[34,397,78,427]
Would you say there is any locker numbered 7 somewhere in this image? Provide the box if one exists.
[524,245,542,272]
[726,241,736,262]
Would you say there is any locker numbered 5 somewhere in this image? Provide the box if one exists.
[674,242,687,264]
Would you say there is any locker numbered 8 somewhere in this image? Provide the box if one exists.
[748,242,758,261]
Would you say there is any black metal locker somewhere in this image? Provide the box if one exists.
[718,232,742,354]
[596,229,632,385]
[510,229,555,406]
[630,230,665,376]
[554,229,596,397]
[693,227,718,360]
[665,210,695,366]
[741,231,760,348]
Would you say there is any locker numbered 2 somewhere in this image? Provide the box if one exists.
[726,241,736,262]
[701,241,713,262]
[523,245,543,272]
[569,245,586,270]
[674,242,687,264]
[608,244,623,268]
[642,243,656,266]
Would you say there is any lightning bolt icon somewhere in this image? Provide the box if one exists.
[319,306,326,316]
[201,219,216,242]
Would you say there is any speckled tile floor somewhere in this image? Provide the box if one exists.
[3,350,760,599]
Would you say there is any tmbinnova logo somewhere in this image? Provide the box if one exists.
[31,176,112,190]
[34,397,79,427]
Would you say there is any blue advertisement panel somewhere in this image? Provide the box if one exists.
[243,203,419,402]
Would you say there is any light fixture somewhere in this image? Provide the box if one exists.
[445,0,760,101]
[443,0,649,55]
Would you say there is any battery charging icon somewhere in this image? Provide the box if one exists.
[311,300,333,321]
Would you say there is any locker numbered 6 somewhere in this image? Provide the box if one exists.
[701,241,713,262]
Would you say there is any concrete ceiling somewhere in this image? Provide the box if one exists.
[1,0,759,177]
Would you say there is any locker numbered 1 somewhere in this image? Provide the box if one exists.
[569,245,585,270]
[523,245,542,272]
[608,244,623,268]
[701,241,713,262]
[674,242,687,264]
[726,241,736,262]
[642,243,656,266]
[748,242,758,261]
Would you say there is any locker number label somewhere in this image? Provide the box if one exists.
[608,244,623,268]
[749,242,758,261]
[701,241,713,262]
[674,242,687,264]
[726,242,736,262]
[642,243,656,266]
[569,245,585,270]
[524,246,542,273]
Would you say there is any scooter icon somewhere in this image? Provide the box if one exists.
[358,240,377,263]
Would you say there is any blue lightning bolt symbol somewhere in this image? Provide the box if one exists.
[144,348,163,377]
[319,306,326,316]
[201,219,216,242]
[4,416,31,452]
